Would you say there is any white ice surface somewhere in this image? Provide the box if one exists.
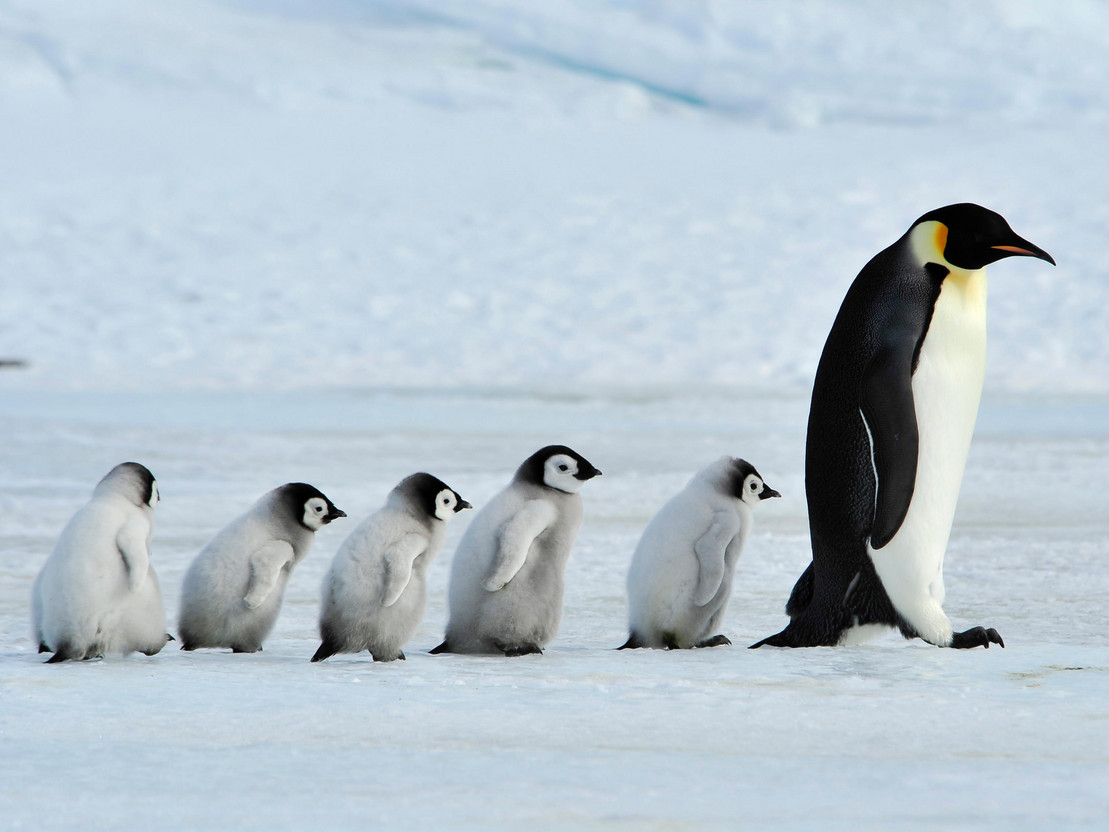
[1,2,1108,829]
[2,391,1106,830]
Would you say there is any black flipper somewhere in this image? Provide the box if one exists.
[950,627,1005,649]
[860,343,919,549]
[696,635,732,648]
[617,632,645,650]
[428,640,452,654]
[38,642,50,654]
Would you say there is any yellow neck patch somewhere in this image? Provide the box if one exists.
[909,220,987,307]
[934,223,948,257]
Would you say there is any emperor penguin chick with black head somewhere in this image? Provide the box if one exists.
[621,457,779,650]
[311,474,471,663]
[178,483,345,653]
[430,446,601,656]
[31,462,171,662]
[753,204,1054,650]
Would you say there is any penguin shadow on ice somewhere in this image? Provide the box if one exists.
[431,445,601,657]
[311,473,471,663]
[177,483,345,654]
[32,462,173,663]
[752,203,1054,651]
[619,457,780,651]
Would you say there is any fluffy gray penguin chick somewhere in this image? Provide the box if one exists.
[32,462,171,663]
[178,482,345,653]
[312,473,471,663]
[621,456,779,650]
[431,445,601,656]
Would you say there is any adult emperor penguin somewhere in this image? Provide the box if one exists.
[620,457,779,650]
[31,462,172,662]
[430,445,601,656]
[752,203,1054,650]
[178,483,345,653]
[311,473,471,663]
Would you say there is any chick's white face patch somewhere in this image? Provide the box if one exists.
[543,453,583,493]
[740,473,763,506]
[303,496,329,530]
[434,488,458,521]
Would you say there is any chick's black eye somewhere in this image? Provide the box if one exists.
[558,464,569,472]
[749,483,758,491]
[315,505,324,512]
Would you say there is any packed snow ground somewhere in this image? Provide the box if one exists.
[2,391,1107,830]
[1,1,1108,830]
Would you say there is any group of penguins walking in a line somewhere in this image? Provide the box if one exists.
[30,203,1056,664]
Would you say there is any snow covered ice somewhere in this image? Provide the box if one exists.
[1,1,1107,829]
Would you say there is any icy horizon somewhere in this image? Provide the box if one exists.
[0,0,1100,396]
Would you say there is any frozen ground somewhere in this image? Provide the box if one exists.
[1,391,1107,830]
[1,1,1108,830]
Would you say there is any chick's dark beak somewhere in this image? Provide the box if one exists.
[457,500,473,511]
[759,485,781,500]
[575,465,602,480]
[325,507,347,523]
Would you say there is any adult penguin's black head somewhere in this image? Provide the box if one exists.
[912,203,1055,271]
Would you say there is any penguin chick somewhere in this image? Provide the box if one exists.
[753,203,1054,650]
[31,462,170,663]
[311,474,471,663]
[430,445,601,656]
[178,483,345,653]
[620,457,779,650]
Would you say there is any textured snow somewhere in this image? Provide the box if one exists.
[1,1,1108,830]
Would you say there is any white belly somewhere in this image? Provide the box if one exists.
[868,268,987,645]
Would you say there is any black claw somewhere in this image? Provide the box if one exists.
[696,634,732,648]
[45,642,76,663]
[373,650,406,662]
[310,643,336,663]
[950,626,1006,650]
[501,643,543,657]
[617,633,645,650]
